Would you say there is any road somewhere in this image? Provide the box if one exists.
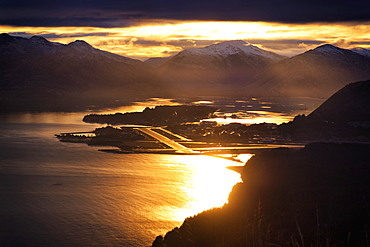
[152,127,192,141]
[136,127,196,154]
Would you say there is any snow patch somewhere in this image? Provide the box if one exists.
[30,36,50,44]
[67,40,94,50]
[313,44,345,54]
[179,40,284,61]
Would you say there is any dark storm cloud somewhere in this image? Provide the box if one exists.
[7,31,113,39]
[1,0,369,27]
[352,41,370,45]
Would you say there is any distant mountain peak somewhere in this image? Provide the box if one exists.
[29,36,50,44]
[351,47,370,57]
[312,44,345,53]
[0,33,11,38]
[67,40,94,50]
[351,47,367,51]
[179,40,285,61]
[0,33,15,43]
[0,34,166,112]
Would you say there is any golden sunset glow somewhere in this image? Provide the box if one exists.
[156,154,250,222]
[203,115,293,125]
[2,21,370,60]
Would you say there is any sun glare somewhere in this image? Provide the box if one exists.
[159,154,249,221]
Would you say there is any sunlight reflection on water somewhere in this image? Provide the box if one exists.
[1,96,320,246]
[96,98,180,115]
[156,154,251,222]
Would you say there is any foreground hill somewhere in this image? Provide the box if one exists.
[246,44,370,98]
[0,34,167,112]
[153,142,370,247]
[158,40,286,96]
[278,79,370,141]
[308,79,370,123]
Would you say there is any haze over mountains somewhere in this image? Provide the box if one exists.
[148,40,286,96]
[0,33,166,112]
[1,34,370,112]
[247,44,370,98]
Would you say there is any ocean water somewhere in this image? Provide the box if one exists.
[0,111,246,247]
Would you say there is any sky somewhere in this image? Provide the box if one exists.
[1,0,370,60]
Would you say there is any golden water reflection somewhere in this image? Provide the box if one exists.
[204,113,293,125]
[96,98,180,115]
[158,154,252,222]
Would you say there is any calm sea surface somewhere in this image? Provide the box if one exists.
[0,109,248,247]
[0,96,322,246]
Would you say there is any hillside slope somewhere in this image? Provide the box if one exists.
[308,79,370,122]
[153,142,370,247]
[277,79,370,141]
[0,34,167,112]
[246,44,370,98]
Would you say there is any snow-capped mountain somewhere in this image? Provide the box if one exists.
[158,40,286,96]
[178,40,284,61]
[162,40,285,69]
[245,44,370,98]
[0,33,166,112]
[351,47,370,57]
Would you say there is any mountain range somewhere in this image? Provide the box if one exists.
[150,40,286,96]
[1,34,370,112]
[145,41,370,99]
[351,47,370,57]
[246,44,370,98]
[0,33,167,112]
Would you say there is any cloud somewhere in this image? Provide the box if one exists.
[166,40,218,50]
[3,21,369,59]
[248,39,324,50]
[1,0,370,27]
[332,38,352,48]
[351,41,370,45]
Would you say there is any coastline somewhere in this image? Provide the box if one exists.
[152,142,370,247]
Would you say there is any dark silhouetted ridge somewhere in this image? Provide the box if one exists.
[309,79,370,122]
[153,142,370,247]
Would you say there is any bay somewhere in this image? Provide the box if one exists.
[0,111,245,246]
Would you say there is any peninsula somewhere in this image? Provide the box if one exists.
[83,105,217,125]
